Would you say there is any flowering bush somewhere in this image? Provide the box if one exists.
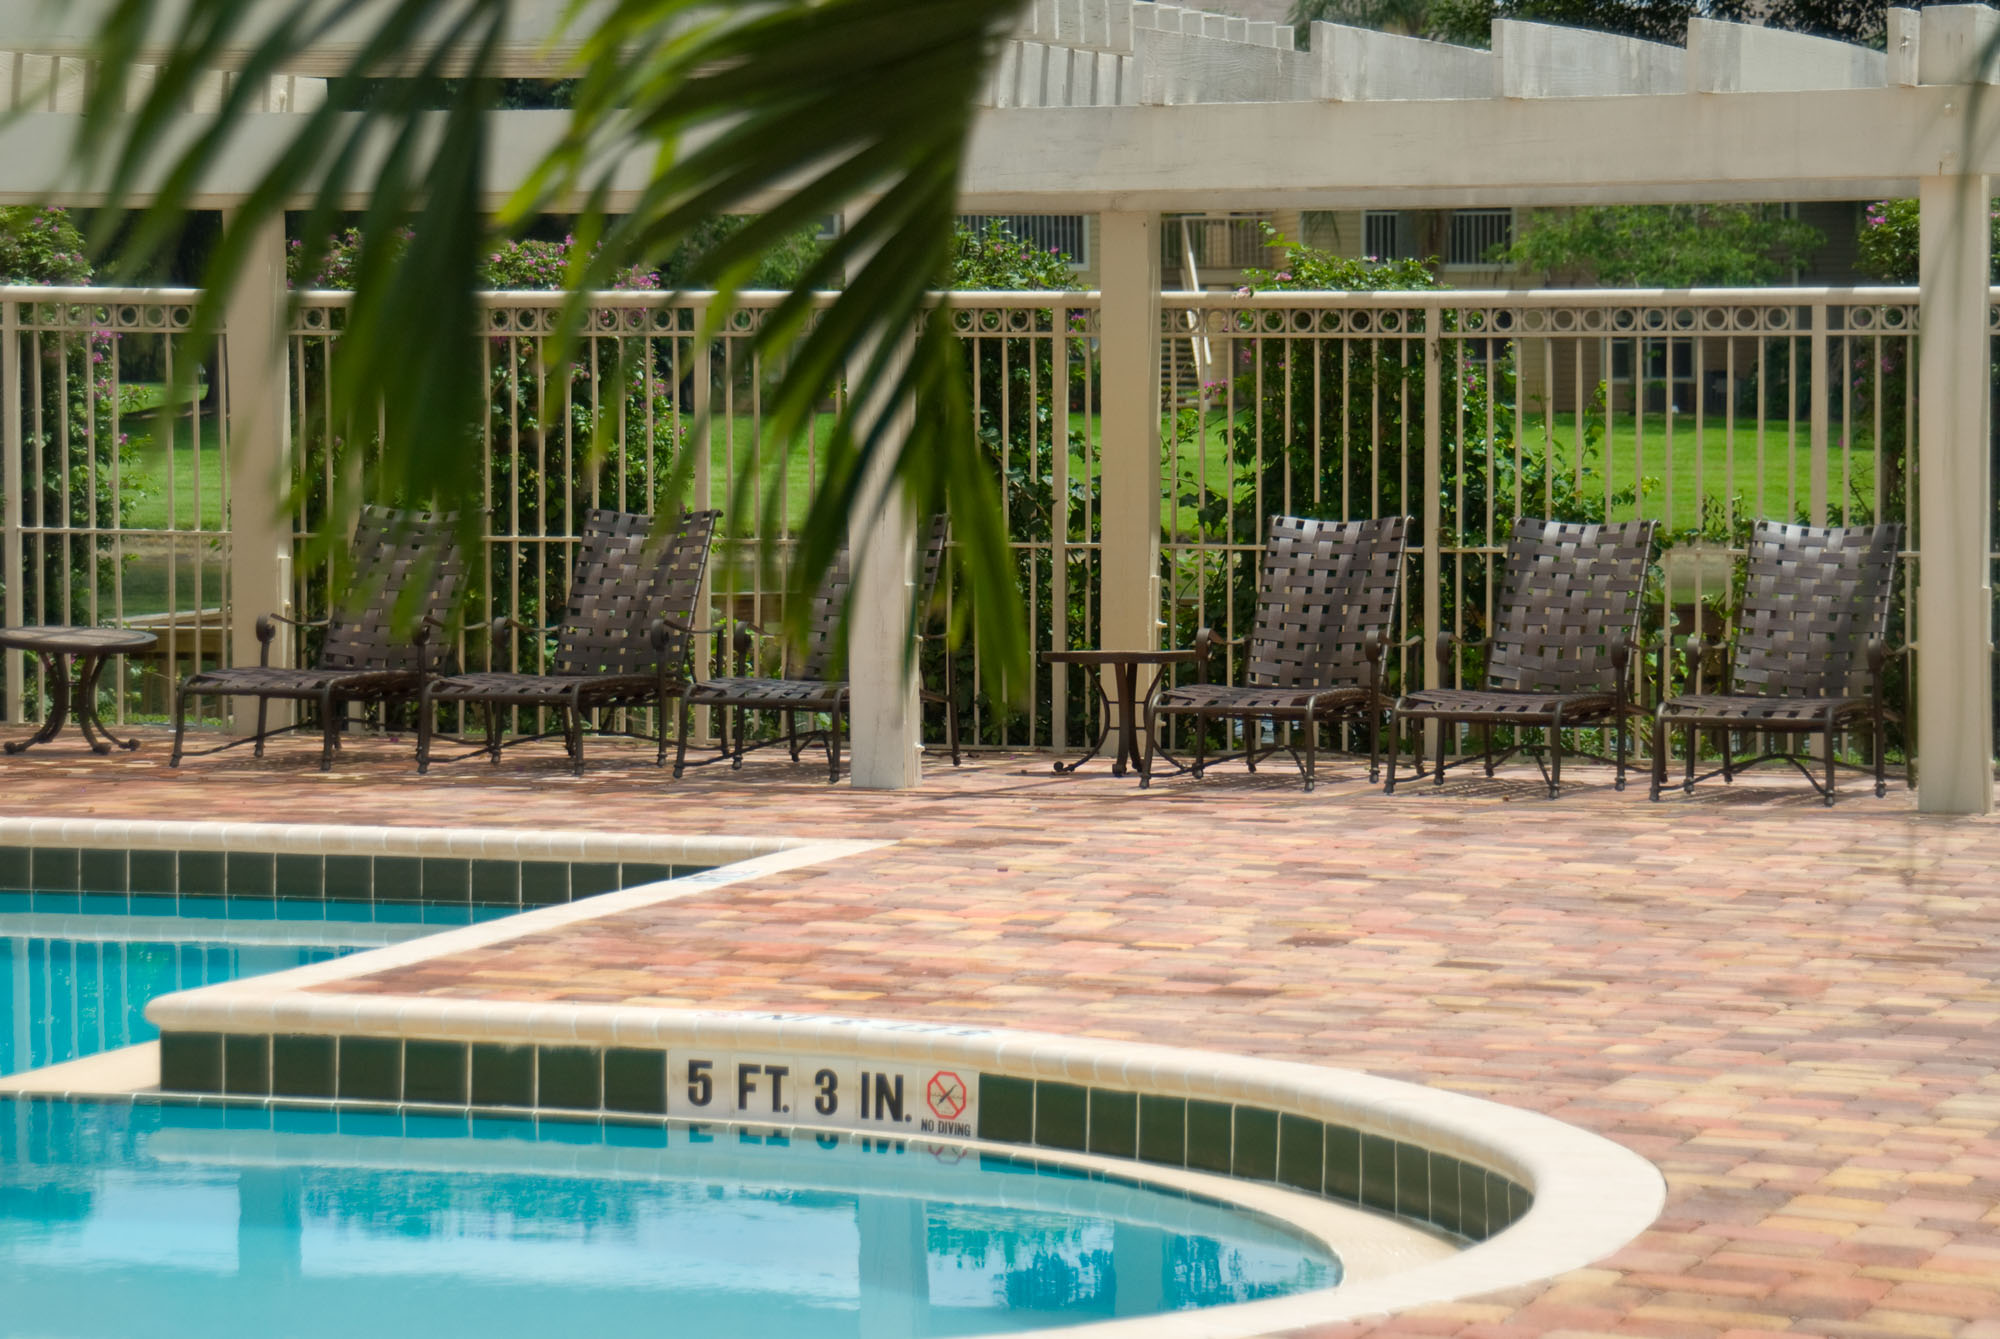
[0,207,93,285]
[1855,198,2000,284]
[0,207,141,627]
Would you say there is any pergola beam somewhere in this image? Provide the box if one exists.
[1,86,1996,214]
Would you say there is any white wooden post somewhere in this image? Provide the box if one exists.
[1916,172,1994,815]
[2,297,21,723]
[846,321,923,790]
[221,214,293,723]
[1097,211,1162,656]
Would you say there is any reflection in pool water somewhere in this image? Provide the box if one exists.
[0,889,512,1078]
[0,1100,1339,1338]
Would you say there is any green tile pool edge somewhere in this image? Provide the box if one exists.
[0,845,706,907]
[155,1030,1531,1244]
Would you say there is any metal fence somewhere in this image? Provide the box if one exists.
[1,289,225,728]
[1,282,1986,768]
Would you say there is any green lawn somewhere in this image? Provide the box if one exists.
[123,409,227,533]
[1522,412,1882,529]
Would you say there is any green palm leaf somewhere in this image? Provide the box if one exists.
[75,0,1030,704]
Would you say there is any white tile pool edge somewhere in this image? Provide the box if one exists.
[0,815,830,865]
[8,816,1667,1332]
[142,1010,1664,1331]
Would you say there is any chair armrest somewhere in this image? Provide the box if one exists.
[1679,633,1708,692]
[411,613,445,650]
[1610,631,1634,673]
[1433,630,1456,676]
[1192,626,1241,664]
[1867,638,1905,673]
[254,612,326,667]
[648,616,698,654]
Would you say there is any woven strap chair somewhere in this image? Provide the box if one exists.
[1651,520,1901,806]
[1386,517,1658,799]
[169,506,464,772]
[417,507,719,776]
[672,514,959,784]
[1139,514,1412,793]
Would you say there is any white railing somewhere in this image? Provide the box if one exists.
[1,283,1983,769]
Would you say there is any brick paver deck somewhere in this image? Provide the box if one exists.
[4,725,1998,1339]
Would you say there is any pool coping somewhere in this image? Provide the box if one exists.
[4,815,1668,1333]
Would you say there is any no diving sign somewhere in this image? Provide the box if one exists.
[664,1052,979,1137]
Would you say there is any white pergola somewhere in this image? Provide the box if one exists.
[2,0,1994,812]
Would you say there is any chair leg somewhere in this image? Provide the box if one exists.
[944,650,961,766]
[1824,713,1837,807]
[786,710,801,762]
[1139,704,1159,789]
[1545,720,1562,799]
[827,705,843,784]
[485,703,502,763]
[1367,704,1383,784]
[569,695,588,778]
[674,693,698,779]
[732,708,746,770]
[416,685,435,775]
[1383,711,1400,794]
[170,684,193,768]
[253,696,270,759]
[1683,725,1697,793]
[1482,723,1495,777]
[1301,714,1316,793]
[317,688,337,772]
[1613,709,1629,792]
[1720,729,1734,783]
[1649,713,1667,801]
[1432,717,1447,786]
[1874,709,1887,798]
[1242,717,1257,773]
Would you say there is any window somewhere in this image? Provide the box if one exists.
[1447,209,1513,267]
[1363,211,1409,262]
[956,214,1089,268]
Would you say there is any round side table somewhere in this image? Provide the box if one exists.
[0,626,159,754]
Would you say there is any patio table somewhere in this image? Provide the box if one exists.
[0,626,157,755]
[1040,647,1198,778]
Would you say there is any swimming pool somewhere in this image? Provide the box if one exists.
[0,889,514,1078]
[0,1097,1340,1337]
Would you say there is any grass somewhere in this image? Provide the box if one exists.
[1522,412,1883,529]
[122,409,227,533]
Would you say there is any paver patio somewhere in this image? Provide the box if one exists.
[3,724,1997,1339]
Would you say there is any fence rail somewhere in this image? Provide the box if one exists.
[2,282,1990,771]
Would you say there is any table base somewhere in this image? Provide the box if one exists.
[5,650,142,755]
[1049,658,1188,779]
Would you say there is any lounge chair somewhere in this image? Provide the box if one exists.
[417,507,719,775]
[170,505,463,771]
[1385,517,1657,798]
[672,514,959,783]
[1651,520,1901,806]
[1140,514,1412,792]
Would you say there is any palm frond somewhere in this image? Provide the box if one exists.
[77,0,1029,701]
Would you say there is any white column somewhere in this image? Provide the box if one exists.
[845,323,922,790]
[221,214,294,722]
[1097,211,1162,653]
[3,297,21,723]
[1916,173,1994,815]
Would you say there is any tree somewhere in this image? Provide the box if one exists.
[1503,204,1824,286]
[80,0,1030,697]
[1291,0,1751,47]
[1290,0,1886,48]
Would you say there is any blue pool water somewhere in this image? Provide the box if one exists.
[0,890,514,1078]
[0,1100,1340,1337]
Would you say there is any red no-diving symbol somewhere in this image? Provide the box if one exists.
[927,1070,967,1120]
